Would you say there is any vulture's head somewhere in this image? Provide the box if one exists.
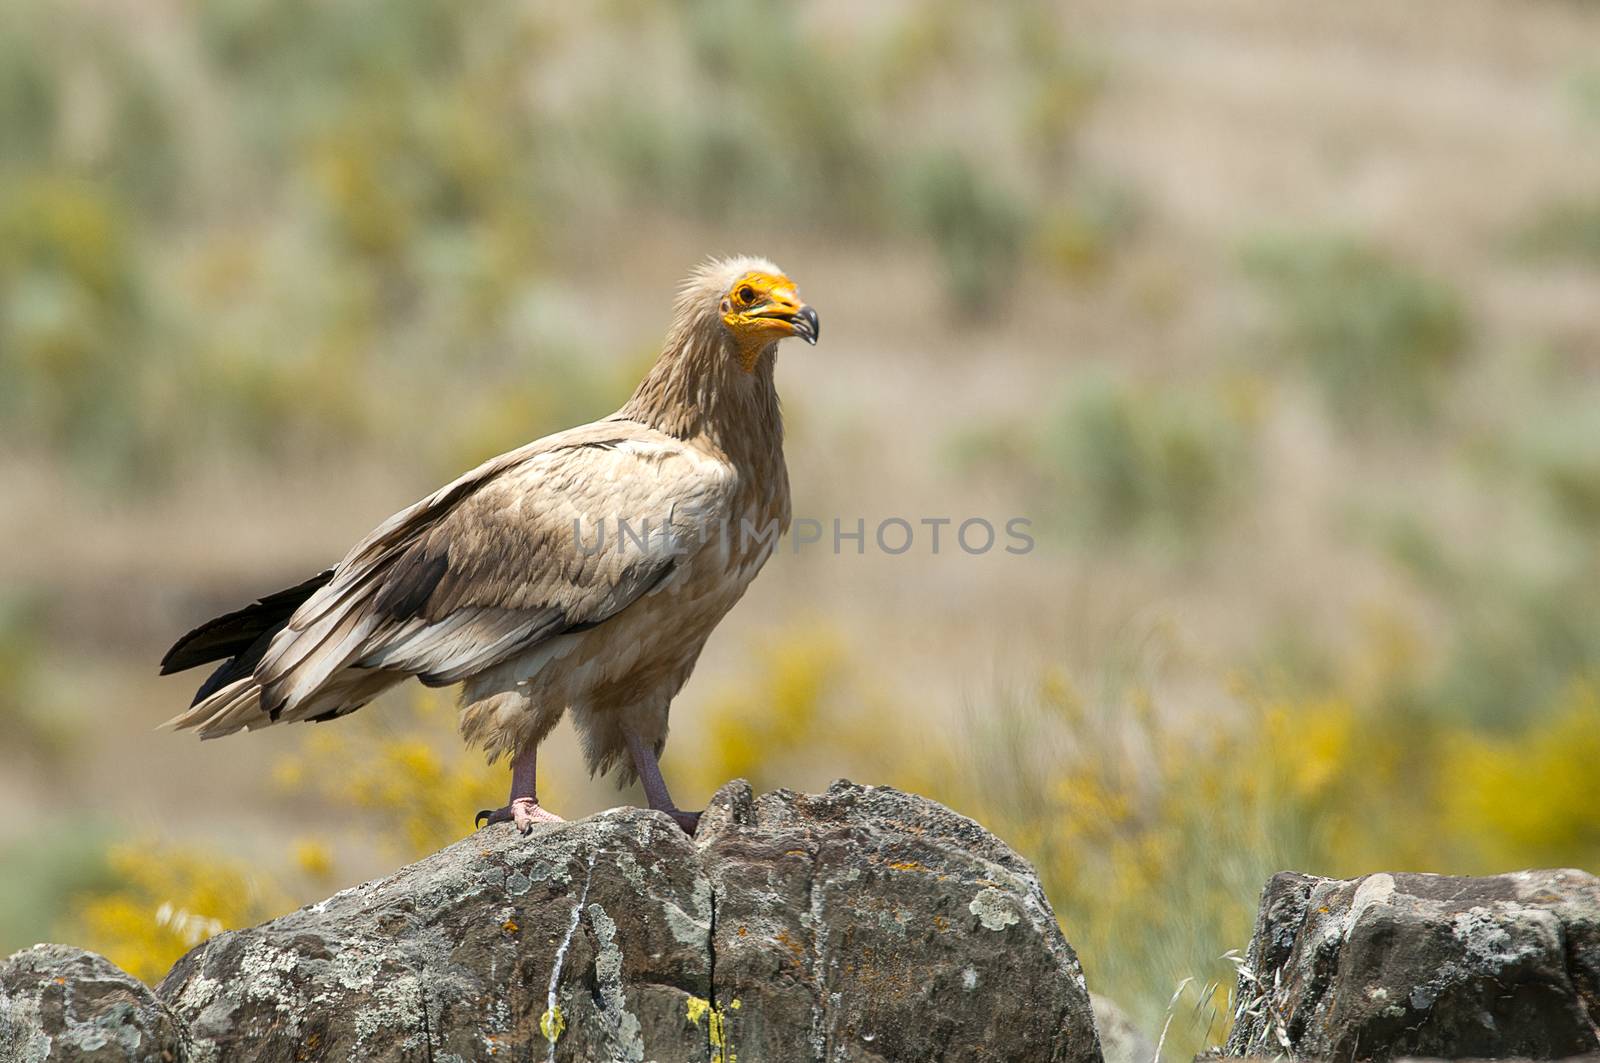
[681,256,819,371]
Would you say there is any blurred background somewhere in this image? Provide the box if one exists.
[3,0,1600,1053]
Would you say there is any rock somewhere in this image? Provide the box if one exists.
[1212,1057,1600,1063]
[697,782,1100,1062]
[1224,869,1600,1061]
[0,944,185,1062]
[156,779,1103,1063]
[1090,994,1155,1063]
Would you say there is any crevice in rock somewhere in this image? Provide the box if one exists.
[803,842,831,1063]
[11,785,1106,1063]
[416,970,435,1063]
[705,879,718,1063]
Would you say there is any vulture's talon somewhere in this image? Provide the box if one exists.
[667,809,701,836]
[476,798,564,833]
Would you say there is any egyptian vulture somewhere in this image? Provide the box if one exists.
[161,257,817,833]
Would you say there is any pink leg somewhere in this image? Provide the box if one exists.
[624,729,700,835]
[475,744,563,834]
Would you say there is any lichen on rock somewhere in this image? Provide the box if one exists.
[1225,868,1600,1061]
[0,944,184,1063]
[18,780,1101,1062]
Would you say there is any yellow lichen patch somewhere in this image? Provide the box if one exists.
[540,1004,565,1044]
[686,996,739,1063]
[887,860,928,872]
[708,1007,735,1063]
[501,917,519,933]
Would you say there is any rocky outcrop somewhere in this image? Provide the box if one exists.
[15,800,1600,1063]
[1224,869,1600,1061]
[4,781,1103,1063]
[0,944,184,1062]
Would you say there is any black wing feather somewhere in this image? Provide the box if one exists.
[159,569,335,675]
[193,628,275,707]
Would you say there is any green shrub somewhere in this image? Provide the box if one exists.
[0,594,77,762]
[1516,395,1600,533]
[1514,198,1600,267]
[954,374,1260,547]
[1242,234,1467,422]
[0,0,1134,477]
[1376,483,1600,731]
[902,150,1026,319]
[0,826,118,959]
[0,177,151,468]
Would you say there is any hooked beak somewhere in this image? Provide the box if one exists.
[791,304,819,345]
[755,300,820,345]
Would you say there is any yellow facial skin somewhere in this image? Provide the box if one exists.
[720,271,820,370]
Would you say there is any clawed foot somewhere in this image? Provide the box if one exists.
[475,797,564,834]
[664,808,701,835]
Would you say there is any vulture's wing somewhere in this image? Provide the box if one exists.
[159,569,335,676]
[252,422,735,722]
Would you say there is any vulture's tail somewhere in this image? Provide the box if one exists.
[162,678,265,738]
[159,569,333,734]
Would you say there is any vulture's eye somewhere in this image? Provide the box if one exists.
[736,285,756,305]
